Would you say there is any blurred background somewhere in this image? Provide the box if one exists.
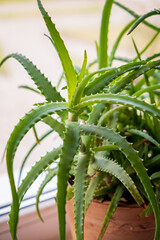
[0,0,160,205]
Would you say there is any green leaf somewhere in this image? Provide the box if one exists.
[43,116,65,138]
[80,124,160,240]
[18,147,61,202]
[78,50,87,83]
[85,172,105,211]
[84,61,145,96]
[97,185,124,240]
[92,156,143,205]
[114,1,160,32]
[74,152,90,240]
[109,60,160,94]
[0,53,64,102]
[37,0,77,104]
[75,93,160,120]
[72,67,114,105]
[57,121,80,240]
[128,9,160,34]
[127,129,160,148]
[18,129,54,186]
[6,102,68,239]
[98,0,114,68]
[36,167,58,222]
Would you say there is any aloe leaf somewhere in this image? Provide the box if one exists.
[99,0,114,68]
[145,154,160,169]
[80,124,160,240]
[128,9,160,34]
[97,185,124,240]
[36,167,58,222]
[72,67,114,105]
[85,172,105,212]
[98,106,125,126]
[93,145,119,152]
[78,50,87,83]
[6,102,68,239]
[109,19,135,66]
[92,156,143,205]
[84,61,145,96]
[75,93,160,120]
[114,1,160,32]
[57,121,80,240]
[42,116,65,138]
[18,129,53,186]
[127,129,160,148]
[18,147,61,202]
[151,171,160,181]
[133,85,160,97]
[74,152,90,240]
[18,85,41,95]
[37,0,77,104]
[0,53,64,102]
[110,60,160,94]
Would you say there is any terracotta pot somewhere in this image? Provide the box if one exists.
[66,199,155,240]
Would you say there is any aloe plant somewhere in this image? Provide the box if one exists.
[1,1,160,240]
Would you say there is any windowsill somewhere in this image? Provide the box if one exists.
[0,198,72,240]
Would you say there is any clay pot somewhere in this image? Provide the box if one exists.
[66,199,155,240]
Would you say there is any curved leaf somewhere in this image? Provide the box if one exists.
[80,124,160,240]
[18,129,54,186]
[42,116,65,138]
[109,60,160,94]
[92,156,143,205]
[128,9,160,34]
[0,53,64,102]
[57,121,80,240]
[127,129,160,148]
[97,185,124,240]
[36,168,58,222]
[37,0,77,104]
[18,147,61,202]
[6,102,68,239]
[84,61,145,96]
[74,152,90,240]
[75,93,160,119]
[114,1,160,32]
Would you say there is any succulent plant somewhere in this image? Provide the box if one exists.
[1,0,160,240]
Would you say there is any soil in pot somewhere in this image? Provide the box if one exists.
[66,198,155,240]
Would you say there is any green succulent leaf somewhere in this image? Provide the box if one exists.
[6,102,68,239]
[80,124,160,240]
[43,116,65,138]
[74,152,90,240]
[109,60,160,94]
[37,0,77,104]
[0,53,64,102]
[127,129,160,148]
[36,167,58,222]
[84,61,145,96]
[114,1,160,32]
[128,9,160,34]
[99,0,114,68]
[18,129,54,186]
[85,172,105,212]
[78,50,87,83]
[97,185,125,240]
[18,147,61,202]
[57,121,80,240]
[92,156,143,205]
[75,93,160,120]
